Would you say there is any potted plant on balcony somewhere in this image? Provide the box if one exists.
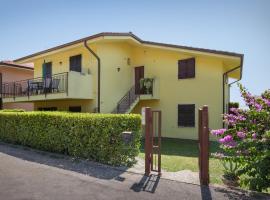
[140,78,154,95]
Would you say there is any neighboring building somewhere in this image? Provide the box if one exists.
[2,32,243,139]
[0,61,34,111]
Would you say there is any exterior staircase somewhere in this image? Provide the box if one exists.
[112,85,139,114]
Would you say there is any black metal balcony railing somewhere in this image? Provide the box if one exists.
[1,72,68,99]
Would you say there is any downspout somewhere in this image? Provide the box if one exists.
[83,40,101,113]
[222,55,244,126]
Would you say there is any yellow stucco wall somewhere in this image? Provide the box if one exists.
[96,42,134,113]
[32,45,98,110]
[16,39,240,140]
[129,46,225,139]
[34,99,93,112]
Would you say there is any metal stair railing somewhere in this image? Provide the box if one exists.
[112,85,139,113]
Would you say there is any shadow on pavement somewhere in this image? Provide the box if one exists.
[130,174,160,193]
[0,142,127,181]
[214,187,270,200]
[200,185,212,200]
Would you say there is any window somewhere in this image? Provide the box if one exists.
[69,106,81,112]
[178,104,195,127]
[178,58,195,79]
[38,107,57,111]
[70,54,82,72]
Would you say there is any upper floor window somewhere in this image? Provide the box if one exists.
[178,104,195,127]
[70,54,82,72]
[178,58,195,79]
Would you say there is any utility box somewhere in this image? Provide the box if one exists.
[122,131,133,145]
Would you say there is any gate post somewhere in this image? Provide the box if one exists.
[143,107,152,176]
[198,105,209,185]
[0,73,2,110]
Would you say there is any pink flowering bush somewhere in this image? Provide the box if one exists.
[211,83,270,192]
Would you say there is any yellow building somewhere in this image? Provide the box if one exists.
[2,32,243,139]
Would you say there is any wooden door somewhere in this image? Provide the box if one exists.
[134,66,144,94]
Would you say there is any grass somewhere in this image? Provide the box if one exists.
[138,138,224,185]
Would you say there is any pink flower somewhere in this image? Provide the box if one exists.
[226,141,237,148]
[237,131,246,139]
[219,138,225,143]
[211,129,226,136]
[219,135,237,147]
[223,135,233,142]
[230,108,238,114]
[263,99,270,107]
[238,115,246,121]
[252,133,257,139]
[254,103,263,111]
[224,114,237,126]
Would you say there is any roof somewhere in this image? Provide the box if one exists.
[14,32,244,62]
[0,61,34,70]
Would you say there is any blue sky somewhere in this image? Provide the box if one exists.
[0,0,269,106]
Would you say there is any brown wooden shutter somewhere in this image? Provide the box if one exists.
[178,58,195,79]
[187,58,195,78]
[178,60,186,79]
[178,104,195,127]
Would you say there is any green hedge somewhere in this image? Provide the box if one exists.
[0,111,141,166]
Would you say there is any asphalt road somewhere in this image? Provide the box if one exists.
[0,143,268,200]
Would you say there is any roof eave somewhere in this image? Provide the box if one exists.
[13,32,244,63]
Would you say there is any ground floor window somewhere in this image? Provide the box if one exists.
[69,106,81,112]
[178,104,195,127]
[38,107,57,111]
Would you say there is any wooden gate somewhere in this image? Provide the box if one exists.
[198,105,209,185]
[143,107,161,176]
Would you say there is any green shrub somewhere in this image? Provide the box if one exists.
[228,102,239,108]
[212,84,270,192]
[0,111,141,166]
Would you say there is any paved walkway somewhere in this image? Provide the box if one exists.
[128,157,200,184]
[0,143,269,200]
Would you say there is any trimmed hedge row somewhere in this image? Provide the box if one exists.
[0,111,141,166]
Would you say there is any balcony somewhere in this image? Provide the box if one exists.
[139,78,160,100]
[2,71,93,103]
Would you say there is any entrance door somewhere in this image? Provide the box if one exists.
[134,66,144,95]
[42,62,52,78]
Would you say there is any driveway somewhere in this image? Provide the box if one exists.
[0,143,268,200]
